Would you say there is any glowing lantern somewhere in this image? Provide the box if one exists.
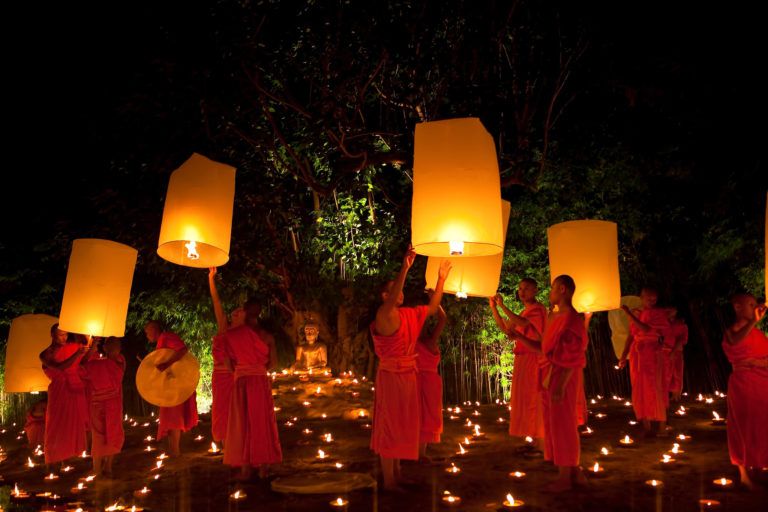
[58,239,137,337]
[607,295,642,358]
[424,200,511,297]
[411,118,503,257]
[547,220,620,313]
[3,314,57,392]
[157,153,236,267]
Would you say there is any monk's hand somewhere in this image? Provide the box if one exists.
[437,259,452,280]
[156,362,171,372]
[403,244,417,270]
[209,267,217,278]
[488,296,496,308]
[617,357,627,369]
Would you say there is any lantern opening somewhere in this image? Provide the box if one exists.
[456,291,468,299]
[449,240,465,255]
[184,240,200,260]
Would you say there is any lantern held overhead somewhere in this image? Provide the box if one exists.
[411,118,503,257]
[547,220,621,313]
[3,314,57,392]
[425,200,511,298]
[157,153,236,268]
[58,239,138,337]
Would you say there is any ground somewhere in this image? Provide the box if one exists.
[0,375,766,512]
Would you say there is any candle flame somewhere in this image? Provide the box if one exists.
[316,386,322,394]
[318,449,326,459]
[77,483,84,490]
[663,455,671,462]
[141,487,149,493]
[233,491,241,499]
[586,427,593,433]
[27,457,35,468]
[156,460,163,469]
[525,436,533,443]
[458,443,466,454]
[506,494,515,505]
[464,436,471,445]
[185,240,200,260]
[651,480,659,486]
[512,471,524,478]
[719,478,727,485]
[713,411,720,420]
[623,435,631,443]
[211,442,218,452]
[13,483,20,496]
[601,447,609,455]
[593,462,600,472]
[474,424,481,435]
[335,498,344,505]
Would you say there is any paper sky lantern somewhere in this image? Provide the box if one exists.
[3,314,57,392]
[607,296,642,359]
[58,239,137,337]
[157,153,236,268]
[411,118,503,257]
[424,200,511,298]
[547,220,621,313]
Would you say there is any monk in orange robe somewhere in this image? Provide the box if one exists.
[24,399,47,449]
[416,301,447,462]
[80,337,125,477]
[223,299,282,480]
[618,287,670,436]
[371,245,450,491]
[39,324,89,466]
[144,321,198,457]
[514,275,588,491]
[665,309,688,401]
[722,293,768,490]
[208,267,244,444]
[489,278,546,444]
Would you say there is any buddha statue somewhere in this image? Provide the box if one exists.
[292,321,329,374]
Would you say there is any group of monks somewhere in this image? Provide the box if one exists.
[27,244,767,492]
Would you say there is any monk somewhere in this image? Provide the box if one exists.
[24,399,47,448]
[144,321,198,457]
[208,267,244,445]
[39,324,89,466]
[513,275,588,491]
[371,245,450,491]
[665,308,688,401]
[489,278,546,445]
[223,299,282,480]
[416,299,447,462]
[80,337,125,477]
[618,287,670,436]
[722,293,768,490]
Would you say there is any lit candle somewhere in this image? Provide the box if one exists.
[599,447,611,457]
[134,487,151,498]
[157,452,169,460]
[302,401,311,407]
[45,472,59,480]
[441,491,461,506]
[590,462,606,477]
[464,419,473,428]
[144,435,153,442]
[619,435,635,446]
[230,490,247,500]
[629,420,638,425]
[334,462,344,469]
[144,445,155,452]
[677,434,691,441]
[508,471,526,480]
[711,412,726,425]
[445,463,461,475]
[81,450,89,458]
[645,479,663,488]
[317,449,328,460]
[472,410,481,417]
[357,410,367,420]
[705,398,714,404]
[455,443,467,456]
[83,475,97,482]
[502,493,525,509]
[699,499,721,508]
[675,406,686,416]
[62,465,74,472]
[330,497,349,508]
[660,454,676,467]
[624,401,632,407]
[712,478,732,488]
[321,413,328,419]
[669,443,685,456]
[302,428,313,436]
[361,423,371,429]
[449,415,459,421]
[27,456,35,468]
[152,460,163,471]
[697,393,704,401]
[581,426,594,437]
[323,433,334,443]
[463,436,471,445]
[208,442,221,454]
[71,482,86,493]
[454,407,462,414]
[472,424,485,439]
[497,417,506,423]
[595,413,607,419]
[11,483,30,499]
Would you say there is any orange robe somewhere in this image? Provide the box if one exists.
[508,302,546,439]
[629,308,669,421]
[156,332,198,440]
[82,355,125,457]
[43,343,89,464]
[722,328,768,468]
[370,306,427,460]
[211,334,233,442]
[223,325,282,467]
[25,409,45,448]
[416,339,442,444]
[540,310,588,467]
[667,321,688,394]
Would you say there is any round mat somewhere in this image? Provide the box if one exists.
[136,348,200,407]
[271,472,376,494]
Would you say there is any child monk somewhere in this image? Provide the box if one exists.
[722,293,768,490]
[208,267,244,445]
[80,337,125,477]
[513,275,588,491]
[489,278,547,445]
[24,399,47,449]
[39,324,89,467]
[416,298,447,463]
[223,299,282,480]
[144,321,198,457]
[618,287,670,436]
[371,245,450,491]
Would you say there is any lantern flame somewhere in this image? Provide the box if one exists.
[185,240,200,260]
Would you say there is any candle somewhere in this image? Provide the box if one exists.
[619,435,635,446]
[144,435,153,442]
[441,491,461,506]
[322,433,334,443]
[105,503,124,511]
[595,413,607,419]
[624,401,632,407]
[144,445,155,452]
[81,450,89,458]
[334,462,344,469]
[455,443,467,456]
[669,443,685,456]
[472,424,485,439]
[208,442,221,454]
[302,401,311,407]
[330,497,349,508]
[454,407,462,414]
[589,462,606,477]
[675,406,686,416]
[629,420,638,425]
[157,452,169,460]
[524,436,534,445]
[472,410,481,416]
[705,398,714,404]
[711,412,726,425]
[317,449,328,460]
[497,417,506,423]
[660,454,676,467]
[712,478,732,488]
[361,423,371,429]
[697,393,704,401]
[445,463,461,475]
[36,491,61,499]
[134,487,151,498]
[152,460,163,471]
[71,482,86,493]
[581,426,594,436]
[82,475,97,482]
[230,490,247,500]
[302,428,313,436]
[45,472,59,480]
[321,413,328,419]
[194,435,204,441]
[699,499,721,508]
[645,479,663,488]
[449,415,459,421]
[599,447,611,457]
[11,483,30,499]
[508,471,526,480]
[357,410,367,419]
[502,493,525,509]
[27,456,35,468]
[314,386,323,396]
[677,434,691,441]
